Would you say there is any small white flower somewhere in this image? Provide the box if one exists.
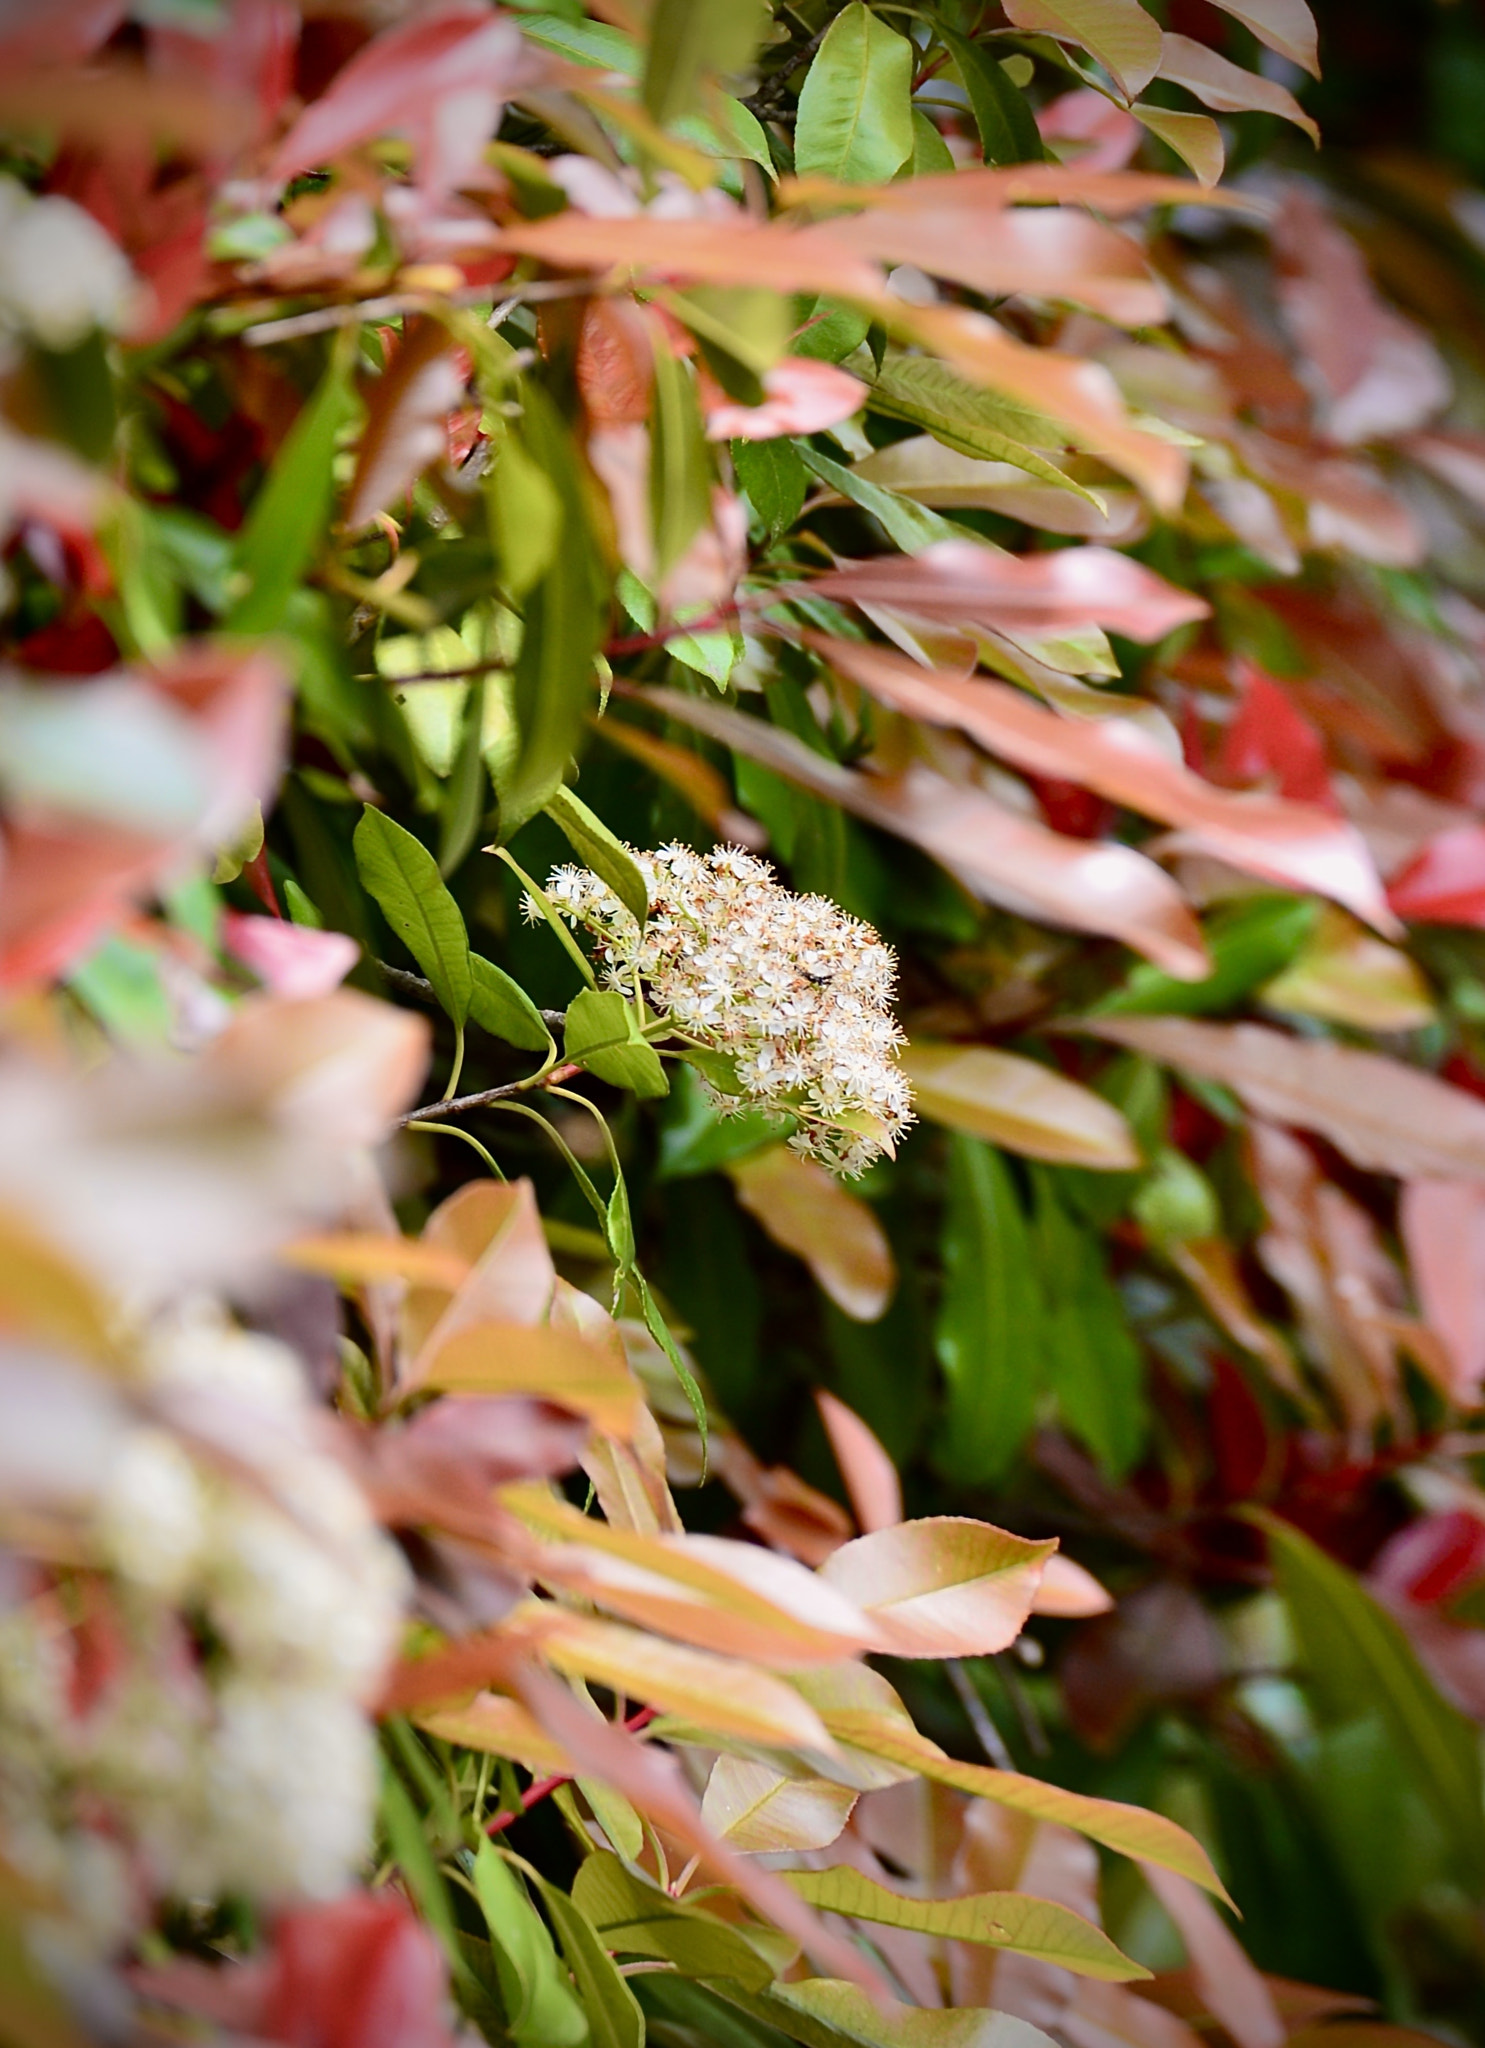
[544,842,913,1173]
[95,1428,207,1603]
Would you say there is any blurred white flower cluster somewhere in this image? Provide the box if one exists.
[0,1304,408,1945]
[542,843,912,1174]
[0,177,132,352]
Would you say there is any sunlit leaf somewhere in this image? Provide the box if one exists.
[784,1867,1148,1982]
[353,806,472,1027]
[419,1320,640,1436]
[564,988,670,1098]
[545,785,649,926]
[818,1516,1053,1658]
[794,4,914,185]
[905,1044,1139,1169]
[727,1144,895,1322]
[702,1755,858,1853]
[1001,0,1164,101]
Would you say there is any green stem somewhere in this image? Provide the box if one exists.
[446,1023,465,1101]
[493,847,598,988]
[412,1121,505,1179]
[484,1097,609,1231]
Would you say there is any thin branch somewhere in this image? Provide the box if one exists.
[946,1659,1015,1772]
[399,1062,582,1129]
[239,275,598,347]
[376,960,564,1035]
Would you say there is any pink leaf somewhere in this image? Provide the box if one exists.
[345,316,467,531]
[223,912,360,1000]
[260,1892,457,2048]
[1142,1867,1284,2048]
[817,636,1395,931]
[704,357,865,442]
[808,542,1208,643]
[1399,1181,1485,1405]
[1389,826,1485,927]
[816,1389,902,1534]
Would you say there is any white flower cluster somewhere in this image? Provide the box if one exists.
[0,177,133,352]
[541,843,913,1174]
[0,1307,407,1924]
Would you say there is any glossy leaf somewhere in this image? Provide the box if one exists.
[1157,33,1318,145]
[345,317,465,532]
[816,1389,902,1534]
[572,1850,776,1991]
[905,1043,1140,1169]
[1205,0,1319,75]
[1254,1510,1485,1879]
[818,1516,1053,1658]
[527,1868,645,2048]
[728,1144,895,1322]
[469,953,555,1054]
[1001,0,1164,100]
[1089,1017,1485,1181]
[353,806,472,1027]
[642,0,767,129]
[935,1135,1042,1484]
[227,353,353,636]
[419,1320,641,1436]
[818,1714,1231,1899]
[545,784,649,926]
[702,1755,858,1853]
[642,688,1210,979]
[794,4,914,186]
[473,1843,588,2048]
[941,28,1045,166]
[510,1604,838,1750]
[564,988,670,1099]
[784,1867,1147,1983]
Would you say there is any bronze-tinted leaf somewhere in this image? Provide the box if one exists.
[818,1516,1053,1658]
[1088,1017,1485,1181]
[818,638,1396,931]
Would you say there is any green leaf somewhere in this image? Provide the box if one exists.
[1094,896,1319,1016]
[732,437,809,544]
[1034,1175,1146,1479]
[642,0,768,129]
[940,29,1045,164]
[564,989,670,1099]
[490,427,563,600]
[353,806,473,1026]
[867,354,1102,500]
[784,1868,1148,1982]
[528,1872,644,2048]
[731,1979,1063,2048]
[545,785,650,926]
[658,1063,786,1179]
[474,1845,589,2047]
[636,1270,710,1467]
[907,109,957,178]
[606,1169,637,1271]
[470,953,554,1053]
[503,388,608,837]
[794,3,915,184]
[1001,0,1164,102]
[228,348,354,635]
[793,298,874,365]
[797,445,967,555]
[379,1766,462,1972]
[650,345,713,579]
[438,672,489,877]
[935,1136,1041,1484]
[572,1850,775,1991]
[1254,1510,1485,1881]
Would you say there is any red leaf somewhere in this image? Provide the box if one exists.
[1209,1356,1273,1503]
[1371,1512,1485,1609]
[809,543,1209,644]
[345,316,467,531]
[1219,663,1336,810]
[1389,826,1485,927]
[816,636,1395,931]
[271,2,544,200]
[260,1894,456,2048]
[224,913,360,1000]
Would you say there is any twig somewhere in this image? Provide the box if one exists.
[484,1706,657,1837]
[240,275,598,346]
[376,960,564,1035]
[399,1063,582,1129]
[946,1659,1015,1772]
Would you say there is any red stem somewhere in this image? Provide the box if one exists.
[483,1705,658,1837]
[242,847,283,918]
